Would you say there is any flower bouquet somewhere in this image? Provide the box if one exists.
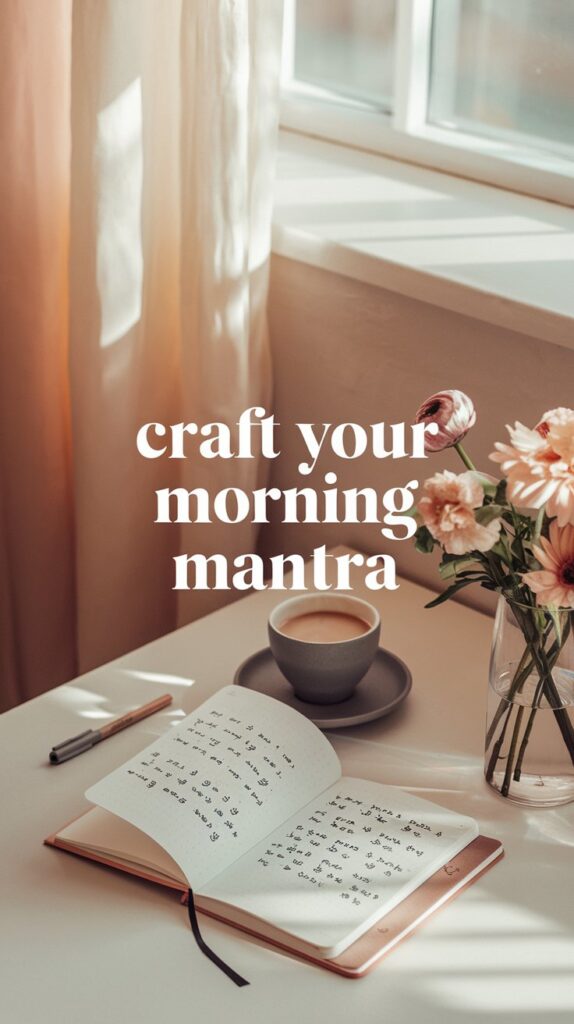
[413,391,574,805]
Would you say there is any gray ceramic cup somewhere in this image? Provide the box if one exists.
[268,593,380,705]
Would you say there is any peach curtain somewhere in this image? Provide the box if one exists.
[0,0,283,712]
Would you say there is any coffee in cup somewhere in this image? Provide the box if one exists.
[278,611,370,643]
[268,594,380,705]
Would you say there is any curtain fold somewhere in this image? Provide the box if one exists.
[0,0,283,709]
[0,0,76,709]
[177,0,282,625]
[69,0,184,670]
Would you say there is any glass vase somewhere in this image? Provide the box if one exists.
[485,596,574,806]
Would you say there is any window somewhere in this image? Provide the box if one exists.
[281,0,574,204]
[293,0,396,112]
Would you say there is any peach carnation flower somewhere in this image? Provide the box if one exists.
[419,470,501,555]
[490,407,574,526]
[523,521,574,608]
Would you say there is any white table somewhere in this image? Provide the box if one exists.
[1,548,573,1024]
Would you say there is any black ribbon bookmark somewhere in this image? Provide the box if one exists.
[187,889,249,987]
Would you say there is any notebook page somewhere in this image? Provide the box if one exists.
[200,777,478,955]
[86,686,341,889]
[56,808,186,883]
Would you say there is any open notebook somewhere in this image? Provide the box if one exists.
[46,686,502,974]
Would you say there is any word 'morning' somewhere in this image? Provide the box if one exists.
[156,476,418,541]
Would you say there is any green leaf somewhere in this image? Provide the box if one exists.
[547,606,564,645]
[469,472,498,497]
[438,556,479,581]
[490,540,512,565]
[495,479,508,505]
[425,579,476,609]
[439,561,462,581]
[475,504,504,526]
[414,525,436,554]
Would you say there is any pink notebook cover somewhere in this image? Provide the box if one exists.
[45,826,502,978]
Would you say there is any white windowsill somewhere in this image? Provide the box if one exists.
[272,130,574,350]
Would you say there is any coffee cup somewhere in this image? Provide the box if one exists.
[268,593,380,705]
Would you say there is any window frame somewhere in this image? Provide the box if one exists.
[281,0,574,207]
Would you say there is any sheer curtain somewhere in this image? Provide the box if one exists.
[0,0,283,711]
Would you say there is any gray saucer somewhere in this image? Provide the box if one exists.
[233,647,412,729]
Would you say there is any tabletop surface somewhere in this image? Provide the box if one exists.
[1,548,573,1024]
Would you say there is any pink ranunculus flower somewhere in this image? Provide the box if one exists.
[419,470,501,555]
[490,407,574,526]
[523,521,574,608]
[415,390,476,453]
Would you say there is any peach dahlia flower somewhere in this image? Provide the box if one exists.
[523,521,574,608]
[490,408,574,526]
[419,470,501,555]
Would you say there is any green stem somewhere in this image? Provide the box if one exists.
[501,705,524,797]
[532,506,545,546]
[509,644,572,785]
[484,609,555,755]
[510,505,527,566]
[513,671,548,782]
[513,707,537,782]
[485,702,513,784]
[485,645,533,749]
[526,636,574,766]
[486,610,573,791]
[453,442,476,471]
[513,625,571,783]
[512,605,574,765]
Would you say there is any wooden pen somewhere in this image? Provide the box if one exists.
[49,694,174,764]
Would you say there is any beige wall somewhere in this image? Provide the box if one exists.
[260,254,574,615]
